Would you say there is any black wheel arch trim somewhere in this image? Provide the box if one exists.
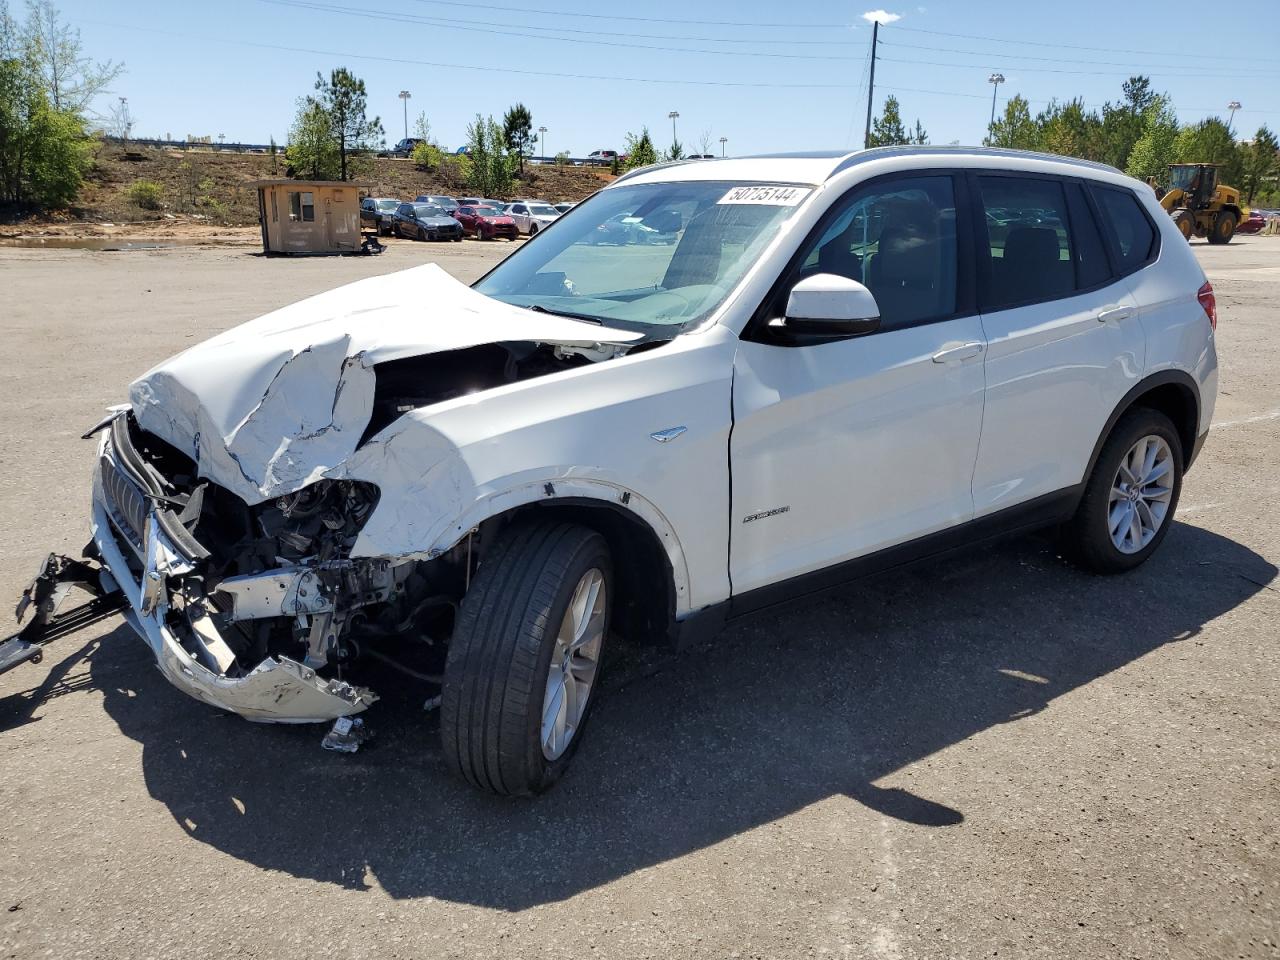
[1082,370,1202,481]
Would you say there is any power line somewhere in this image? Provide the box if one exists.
[307,3,865,44]
[880,38,1280,76]
[888,23,1246,62]
[79,18,858,89]
[877,54,1280,81]
[259,0,863,61]
[399,0,850,29]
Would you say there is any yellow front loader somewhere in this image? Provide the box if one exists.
[1159,163,1245,244]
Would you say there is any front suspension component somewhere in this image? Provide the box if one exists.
[0,552,126,676]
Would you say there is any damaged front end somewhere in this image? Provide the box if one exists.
[87,411,454,722]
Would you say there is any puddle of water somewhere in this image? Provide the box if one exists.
[0,237,184,251]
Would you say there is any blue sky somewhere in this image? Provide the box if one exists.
[58,0,1279,156]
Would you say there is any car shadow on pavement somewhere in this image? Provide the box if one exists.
[91,521,1275,909]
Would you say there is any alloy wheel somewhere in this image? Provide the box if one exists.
[540,568,606,760]
[1108,435,1174,553]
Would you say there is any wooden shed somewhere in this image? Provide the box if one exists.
[253,180,368,255]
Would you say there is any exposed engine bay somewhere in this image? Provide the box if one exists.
[103,337,626,695]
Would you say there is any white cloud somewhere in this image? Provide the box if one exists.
[861,9,902,24]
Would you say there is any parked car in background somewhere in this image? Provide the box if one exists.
[415,195,459,213]
[453,204,519,240]
[392,202,464,241]
[553,201,577,214]
[686,154,716,160]
[507,200,562,235]
[586,149,618,166]
[391,138,424,158]
[1236,209,1266,234]
[360,197,401,235]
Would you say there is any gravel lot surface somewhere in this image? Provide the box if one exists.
[0,235,1276,960]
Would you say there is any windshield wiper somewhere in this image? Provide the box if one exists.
[527,304,604,325]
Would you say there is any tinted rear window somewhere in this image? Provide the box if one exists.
[1093,186,1157,274]
[977,176,1075,309]
[1065,182,1111,289]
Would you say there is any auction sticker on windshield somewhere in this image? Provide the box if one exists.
[717,185,811,206]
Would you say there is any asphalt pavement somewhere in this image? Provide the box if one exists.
[0,236,1276,960]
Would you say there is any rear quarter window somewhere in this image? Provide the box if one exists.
[1092,186,1158,275]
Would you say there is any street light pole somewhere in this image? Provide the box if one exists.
[538,125,547,162]
[398,90,411,141]
[668,110,680,147]
[719,136,727,157]
[1227,100,1241,133]
[987,73,1005,135]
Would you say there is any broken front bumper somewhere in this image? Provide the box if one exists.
[90,421,377,723]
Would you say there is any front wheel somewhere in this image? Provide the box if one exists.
[441,522,611,795]
[529,223,539,236]
[1173,209,1196,241]
[1207,210,1236,245]
[1062,408,1183,573]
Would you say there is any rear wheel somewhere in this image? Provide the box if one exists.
[1172,209,1196,241]
[1207,210,1236,244]
[1062,407,1183,574]
[441,522,611,795]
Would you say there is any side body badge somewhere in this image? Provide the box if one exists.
[649,426,687,443]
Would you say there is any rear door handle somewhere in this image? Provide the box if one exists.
[1097,306,1135,324]
[931,341,985,363]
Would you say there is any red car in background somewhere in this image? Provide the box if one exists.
[1236,209,1266,235]
[453,204,519,240]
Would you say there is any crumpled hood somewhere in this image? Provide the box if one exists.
[129,263,639,505]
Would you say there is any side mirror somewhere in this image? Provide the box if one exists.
[782,274,881,337]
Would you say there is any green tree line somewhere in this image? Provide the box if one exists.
[0,0,117,208]
[986,76,1279,205]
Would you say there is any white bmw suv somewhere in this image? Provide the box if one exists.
[506,200,562,235]
[74,147,1216,794]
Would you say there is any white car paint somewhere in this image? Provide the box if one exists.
[506,201,561,235]
[88,146,1217,722]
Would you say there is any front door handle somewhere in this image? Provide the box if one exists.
[1097,305,1135,324]
[931,341,985,363]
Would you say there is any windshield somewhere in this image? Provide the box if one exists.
[528,204,559,216]
[474,180,811,333]
[1168,165,1203,191]
[413,205,442,218]
[376,199,398,210]
[474,206,501,216]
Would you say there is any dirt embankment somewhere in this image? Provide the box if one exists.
[0,144,614,241]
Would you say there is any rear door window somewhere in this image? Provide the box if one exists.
[1092,186,1158,275]
[976,176,1076,309]
[1065,182,1111,289]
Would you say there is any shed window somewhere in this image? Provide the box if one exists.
[289,191,316,222]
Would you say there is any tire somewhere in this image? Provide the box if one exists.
[529,223,539,236]
[416,226,426,242]
[1207,210,1236,245]
[441,522,612,795]
[1172,209,1196,241]
[1062,407,1183,574]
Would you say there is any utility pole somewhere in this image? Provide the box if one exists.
[538,125,547,161]
[720,136,727,157]
[668,110,680,151]
[987,73,1005,134]
[399,90,411,141]
[1227,100,1241,133]
[862,20,879,150]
